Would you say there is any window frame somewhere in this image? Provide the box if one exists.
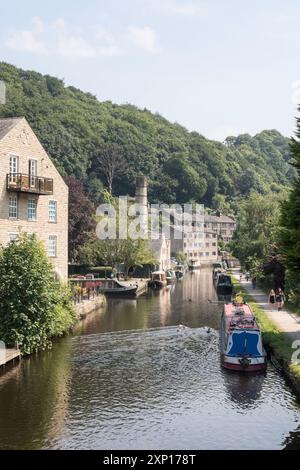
[48,200,57,223]
[48,235,57,258]
[8,195,18,219]
[27,198,37,221]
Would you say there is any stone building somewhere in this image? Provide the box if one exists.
[171,220,218,267]
[204,211,236,244]
[0,117,68,280]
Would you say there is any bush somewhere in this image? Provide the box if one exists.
[0,235,77,355]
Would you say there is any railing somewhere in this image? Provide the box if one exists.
[69,278,104,304]
[7,173,53,195]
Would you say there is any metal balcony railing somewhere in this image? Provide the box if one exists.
[7,173,53,195]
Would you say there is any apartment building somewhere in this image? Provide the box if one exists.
[171,216,218,266]
[0,117,68,280]
[204,211,236,244]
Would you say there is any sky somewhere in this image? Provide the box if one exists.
[0,0,300,141]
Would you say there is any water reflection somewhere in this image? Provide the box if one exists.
[222,370,265,408]
[0,339,73,449]
[0,270,299,449]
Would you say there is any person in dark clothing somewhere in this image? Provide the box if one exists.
[252,277,257,289]
[276,289,285,311]
[269,289,276,307]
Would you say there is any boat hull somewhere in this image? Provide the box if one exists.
[101,287,138,298]
[221,354,267,372]
[217,285,233,295]
[148,280,167,289]
[175,272,184,279]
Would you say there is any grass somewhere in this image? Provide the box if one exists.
[232,277,300,385]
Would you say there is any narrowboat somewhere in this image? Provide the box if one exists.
[188,260,201,271]
[148,271,167,289]
[220,301,267,372]
[165,269,176,284]
[175,265,185,279]
[216,274,233,295]
[71,276,138,297]
[98,279,138,297]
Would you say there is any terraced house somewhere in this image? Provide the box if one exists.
[0,117,68,279]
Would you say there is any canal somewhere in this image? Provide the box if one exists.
[0,269,300,450]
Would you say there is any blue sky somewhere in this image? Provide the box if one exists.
[0,0,300,140]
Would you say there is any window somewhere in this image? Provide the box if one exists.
[48,235,57,258]
[29,159,37,187]
[9,155,19,183]
[9,233,18,242]
[49,200,57,223]
[9,196,18,219]
[28,199,37,221]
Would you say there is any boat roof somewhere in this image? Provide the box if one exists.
[223,303,260,330]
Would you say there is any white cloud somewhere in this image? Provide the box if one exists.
[52,18,66,32]
[206,126,246,142]
[5,18,120,59]
[94,27,120,56]
[32,16,45,33]
[57,36,96,58]
[5,30,45,53]
[168,2,204,16]
[128,26,159,53]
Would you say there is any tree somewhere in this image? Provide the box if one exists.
[64,176,96,261]
[175,251,188,265]
[77,192,157,274]
[0,62,296,208]
[230,192,285,271]
[92,142,127,194]
[279,115,300,300]
[0,235,76,355]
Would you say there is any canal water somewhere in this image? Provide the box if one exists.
[0,269,300,450]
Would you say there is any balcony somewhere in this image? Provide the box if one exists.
[7,173,53,195]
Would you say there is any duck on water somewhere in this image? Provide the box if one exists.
[220,296,267,372]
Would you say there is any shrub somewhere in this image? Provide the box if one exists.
[0,235,76,355]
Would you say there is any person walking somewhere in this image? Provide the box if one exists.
[252,277,257,290]
[245,271,250,282]
[269,289,276,308]
[276,289,285,311]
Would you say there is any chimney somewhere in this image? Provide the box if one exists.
[135,176,148,235]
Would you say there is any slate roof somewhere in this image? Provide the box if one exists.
[0,117,24,140]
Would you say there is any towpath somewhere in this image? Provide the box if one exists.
[232,271,300,342]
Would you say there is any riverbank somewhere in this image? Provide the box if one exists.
[232,272,300,394]
[74,294,106,319]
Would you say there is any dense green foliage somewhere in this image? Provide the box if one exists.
[64,176,96,261]
[76,191,156,275]
[279,113,300,306]
[230,192,286,272]
[0,235,76,355]
[0,62,296,208]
